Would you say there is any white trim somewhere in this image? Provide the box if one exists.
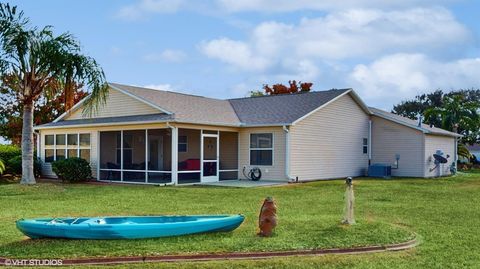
[96,131,100,180]
[218,169,239,172]
[34,120,171,130]
[200,132,219,183]
[97,179,174,186]
[120,130,124,182]
[170,125,178,185]
[100,169,172,173]
[145,129,148,183]
[249,132,274,167]
[108,84,173,115]
[52,97,90,123]
[283,125,294,181]
[368,120,372,161]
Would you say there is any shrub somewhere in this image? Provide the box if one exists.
[52,158,91,183]
[7,155,42,177]
[0,145,21,164]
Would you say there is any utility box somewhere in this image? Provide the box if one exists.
[368,164,392,178]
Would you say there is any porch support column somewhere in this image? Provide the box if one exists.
[171,125,178,185]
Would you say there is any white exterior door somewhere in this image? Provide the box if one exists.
[201,134,219,182]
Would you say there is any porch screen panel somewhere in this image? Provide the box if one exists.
[123,130,146,183]
[178,128,201,184]
[219,132,238,170]
[148,129,172,172]
[99,131,121,181]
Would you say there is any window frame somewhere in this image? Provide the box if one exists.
[178,135,188,153]
[249,133,274,166]
[362,138,368,154]
[43,133,91,163]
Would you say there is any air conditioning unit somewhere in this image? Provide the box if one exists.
[368,164,392,179]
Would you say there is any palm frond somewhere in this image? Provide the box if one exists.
[458,143,472,160]
[0,158,5,174]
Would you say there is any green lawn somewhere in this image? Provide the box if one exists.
[1,172,479,268]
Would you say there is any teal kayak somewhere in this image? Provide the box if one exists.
[16,215,245,239]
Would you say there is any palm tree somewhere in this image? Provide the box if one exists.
[424,94,480,134]
[0,158,5,174]
[0,4,108,184]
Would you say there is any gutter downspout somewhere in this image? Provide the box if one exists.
[454,136,458,171]
[167,122,178,185]
[368,120,372,165]
[283,125,295,182]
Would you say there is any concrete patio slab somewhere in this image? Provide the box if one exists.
[196,180,288,188]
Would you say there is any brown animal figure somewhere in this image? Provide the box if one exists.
[288,80,298,93]
[258,197,277,237]
[263,84,273,95]
[272,84,289,95]
[300,82,313,92]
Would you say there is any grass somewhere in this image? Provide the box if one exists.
[1,172,479,268]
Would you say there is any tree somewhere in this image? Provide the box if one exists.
[424,94,480,143]
[0,86,88,145]
[0,4,107,184]
[392,89,480,144]
[262,80,313,95]
[249,90,264,97]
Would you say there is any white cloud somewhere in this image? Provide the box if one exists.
[201,8,469,68]
[200,38,270,71]
[143,83,199,95]
[143,49,187,63]
[349,53,480,109]
[216,0,456,13]
[116,0,184,20]
[143,83,176,91]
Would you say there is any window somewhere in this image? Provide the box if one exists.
[178,135,188,152]
[45,135,54,146]
[44,133,90,163]
[363,138,368,154]
[250,133,273,166]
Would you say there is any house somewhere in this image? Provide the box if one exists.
[34,83,461,185]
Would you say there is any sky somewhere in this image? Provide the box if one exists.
[4,0,480,110]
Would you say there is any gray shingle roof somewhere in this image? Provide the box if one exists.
[110,83,240,126]
[369,107,461,137]
[37,114,173,128]
[35,83,460,139]
[228,89,351,125]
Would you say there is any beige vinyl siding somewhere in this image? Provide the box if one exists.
[424,135,455,177]
[371,116,424,177]
[238,127,287,181]
[64,88,160,120]
[289,94,369,181]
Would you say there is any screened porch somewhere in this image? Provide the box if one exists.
[98,128,238,185]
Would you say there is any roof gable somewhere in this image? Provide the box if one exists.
[228,89,364,126]
[41,84,373,129]
[369,107,461,138]
[56,85,168,122]
[109,83,240,126]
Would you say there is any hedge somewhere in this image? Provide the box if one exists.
[52,158,92,183]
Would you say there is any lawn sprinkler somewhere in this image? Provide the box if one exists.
[342,177,355,225]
